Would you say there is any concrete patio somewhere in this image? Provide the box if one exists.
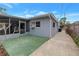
[31,30,79,56]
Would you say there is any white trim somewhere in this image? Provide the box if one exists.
[20,21,26,23]
[4,24,6,35]
[9,18,11,34]
[19,20,26,34]
[19,20,21,34]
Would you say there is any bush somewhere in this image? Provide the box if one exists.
[74,36,79,46]
[66,28,79,47]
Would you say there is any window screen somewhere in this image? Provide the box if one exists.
[36,21,40,27]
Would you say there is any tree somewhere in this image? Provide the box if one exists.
[66,21,70,25]
[65,21,71,29]
[0,7,6,14]
[59,17,67,28]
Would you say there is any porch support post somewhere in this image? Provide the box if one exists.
[19,20,20,34]
[9,18,11,34]
[4,24,6,35]
[25,21,26,33]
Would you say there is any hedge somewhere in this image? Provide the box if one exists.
[66,28,79,47]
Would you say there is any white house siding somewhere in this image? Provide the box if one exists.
[29,18,50,37]
[51,19,58,37]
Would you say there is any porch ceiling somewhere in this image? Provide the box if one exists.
[0,15,9,19]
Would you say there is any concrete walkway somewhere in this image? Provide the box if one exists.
[30,30,79,56]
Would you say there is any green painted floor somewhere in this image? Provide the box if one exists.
[2,35,48,56]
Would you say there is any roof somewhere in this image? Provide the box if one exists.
[0,13,58,23]
[28,13,58,23]
[0,14,27,20]
[49,13,58,23]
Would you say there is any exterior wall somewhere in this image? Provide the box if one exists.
[29,18,58,37]
[0,15,58,38]
[0,32,28,40]
[50,19,58,37]
[29,18,50,37]
[0,33,20,40]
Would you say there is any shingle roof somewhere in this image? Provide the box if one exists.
[0,13,58,22]
[28,13,58,23]
[0,14,27,20]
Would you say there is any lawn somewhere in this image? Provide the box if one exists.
[2,35,48,56]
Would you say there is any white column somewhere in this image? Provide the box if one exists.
[25,21,26,33]
[4,24,6,35]
[9,18,11,34]
[19,20,20,34]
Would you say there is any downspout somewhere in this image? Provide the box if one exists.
[48,14,52,38]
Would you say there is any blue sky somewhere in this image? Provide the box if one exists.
[0,3,79,23]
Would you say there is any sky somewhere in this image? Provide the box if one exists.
[0,3,79,23]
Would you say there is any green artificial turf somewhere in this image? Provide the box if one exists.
[2,35,48,56]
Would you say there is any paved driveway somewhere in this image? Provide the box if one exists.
[30,30,79,56]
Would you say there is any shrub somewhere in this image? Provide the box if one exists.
[74,36,79,47]
[66,27,79,47]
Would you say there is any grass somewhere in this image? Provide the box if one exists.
[2,35,48,56]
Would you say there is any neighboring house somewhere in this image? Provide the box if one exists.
[0,13,58,40]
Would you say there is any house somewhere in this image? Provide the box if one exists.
[0,13,58,40]
[29,14,58,37]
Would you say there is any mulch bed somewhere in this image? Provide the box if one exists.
[0,44,9,56]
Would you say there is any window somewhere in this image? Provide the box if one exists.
[53,22,55,27]
[36,21,40,27]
